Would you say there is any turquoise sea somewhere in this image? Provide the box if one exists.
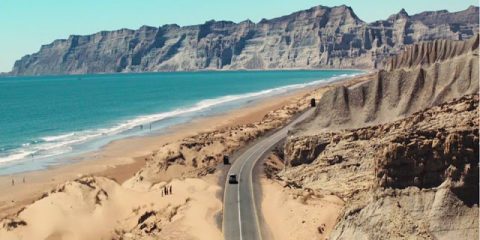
[0,70,361,175]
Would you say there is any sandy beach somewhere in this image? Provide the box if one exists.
[1,1,478,238]
[0,85,310,217]
[0,73,373,239]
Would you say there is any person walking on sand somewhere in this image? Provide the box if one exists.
[169,185,172,195]
[23,177,25,183]
[11,179,14,186]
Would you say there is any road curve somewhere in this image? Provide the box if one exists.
[223,108,315,240]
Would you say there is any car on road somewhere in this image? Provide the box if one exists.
[228,174,238,184]
[223,155,230,165]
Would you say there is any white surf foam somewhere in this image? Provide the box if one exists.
[41,132,75,142]
[0,72,359,165]
[0,150,36,163]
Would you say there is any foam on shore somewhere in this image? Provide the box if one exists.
[0,73,358,170]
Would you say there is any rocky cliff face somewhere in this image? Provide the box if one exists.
[281,95,479,239]
[411,5,479,26]
[10,5,479,75]
[278,35,480,239]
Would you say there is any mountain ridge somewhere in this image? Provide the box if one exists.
[10,5,480,76]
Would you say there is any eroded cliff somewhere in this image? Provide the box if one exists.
[277,36,479,239]
[291,35,479,133]
[10,5,479,75]
[281,95,479,239]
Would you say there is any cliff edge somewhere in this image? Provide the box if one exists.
[10,5,479,75]
[277,36,479,239]
[292,35,479,134]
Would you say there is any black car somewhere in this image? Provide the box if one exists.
[223,155,230,165]
[228,174,238,184]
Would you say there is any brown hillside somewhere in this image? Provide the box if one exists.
[293,36,479,134]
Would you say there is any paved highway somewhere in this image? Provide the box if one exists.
[223,108,315,240]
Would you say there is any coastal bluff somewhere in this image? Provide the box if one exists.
[291,35,479,132]
[10,5,479,75]
[278,36,479,239]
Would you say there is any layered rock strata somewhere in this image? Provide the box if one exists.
[281,95,479,239]
[10,5,479,75]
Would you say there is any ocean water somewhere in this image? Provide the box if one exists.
[0,70,361,175]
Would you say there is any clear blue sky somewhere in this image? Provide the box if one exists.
[0,0,477,72]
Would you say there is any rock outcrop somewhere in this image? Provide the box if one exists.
[385,34,479,70]
[292,35,479,132]
[281,95,479,239]
[411,5,480,26]
[277,35,480,239]
[10,5,479,75]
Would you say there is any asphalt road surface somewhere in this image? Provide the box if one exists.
[223,108,315,240]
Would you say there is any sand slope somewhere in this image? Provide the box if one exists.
[385,34,479,71]
[0,175,222,240]
[294,35,479,133]
[260,175,343,240]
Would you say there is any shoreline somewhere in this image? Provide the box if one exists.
[0,70,364,173]
[0,72,374,220]
[2,68,368,78]
[0,84,316,219]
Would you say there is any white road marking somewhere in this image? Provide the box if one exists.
[248,136,279,240]
[224,108,314,240]
[237,141,268,240]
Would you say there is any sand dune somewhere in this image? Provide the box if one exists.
[0,174,223,240]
